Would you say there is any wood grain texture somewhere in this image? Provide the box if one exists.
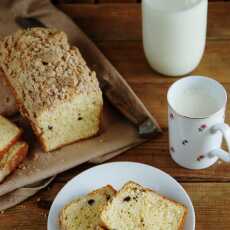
[93,40,230,181]
[57,2,230,41]
[98,0,137,2]
[95,40,230,85]
[53,0,230,3]
[52,0,95,3]
[1,2,230,230]
[0,181,229,230]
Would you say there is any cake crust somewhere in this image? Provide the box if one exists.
[0,141,28,183]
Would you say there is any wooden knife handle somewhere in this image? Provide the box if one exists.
[78,38,161,137]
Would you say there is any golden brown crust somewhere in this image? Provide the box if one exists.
[0,28,99,116]
[178,207,188,230]
[7,142,28,172]
[0,142,28,183]
[0,130,22,160]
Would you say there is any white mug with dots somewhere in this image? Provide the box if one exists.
[167,76,230,169]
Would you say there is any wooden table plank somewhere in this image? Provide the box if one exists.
[78,39,230,180]
[0,181,229,230]
[54,0,230,2]
[98,0,137,2]
[57,2,230,41]
[94,40,230,115]
[1,2,230,230]
[95,40,230,84]
[97,0,137,4]
[53,0,95,3]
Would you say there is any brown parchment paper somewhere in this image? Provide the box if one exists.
[0,0,160,210]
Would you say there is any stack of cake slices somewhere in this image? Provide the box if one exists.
[0,115,28,183]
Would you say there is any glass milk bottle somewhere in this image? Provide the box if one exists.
[142,0,208,76]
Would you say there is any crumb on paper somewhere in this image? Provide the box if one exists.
[33,153,39,160]
[36,197,41,202]
[18,164,27,170]
[41,212,48,218]
[99,139,104,143]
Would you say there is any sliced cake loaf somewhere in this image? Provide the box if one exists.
[101,181,187,230]
[59,185,116,230]
[0,28,103,152]
[0,115,22,158]
[0,141,28,183]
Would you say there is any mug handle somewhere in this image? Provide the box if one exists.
[208,123,230,162]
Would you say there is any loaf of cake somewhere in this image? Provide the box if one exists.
[0,115,22,158]
[101,181,187,230]
[0,28,103,152]
[59,185,116,230]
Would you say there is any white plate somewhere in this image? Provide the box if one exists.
[48,162,195,230]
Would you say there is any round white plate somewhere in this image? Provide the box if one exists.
[48,162,195,230]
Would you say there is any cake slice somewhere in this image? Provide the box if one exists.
[0,70,17,116]
[0,141,28,183]
[59,185,116,230]
[0,28,103,152]
[101,181,187,230]
[0,115,22,158]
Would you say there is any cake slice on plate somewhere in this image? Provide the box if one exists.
[60,185,116,230]
[101,181,187,230]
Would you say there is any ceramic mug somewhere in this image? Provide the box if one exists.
[142,0,208,76]
[167,76,230,169]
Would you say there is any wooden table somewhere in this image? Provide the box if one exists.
[1,2,230,229]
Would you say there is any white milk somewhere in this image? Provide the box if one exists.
[142,0,208,76]
[145,0,198,11]
[167,76,230,170]
[173,88,220,118]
